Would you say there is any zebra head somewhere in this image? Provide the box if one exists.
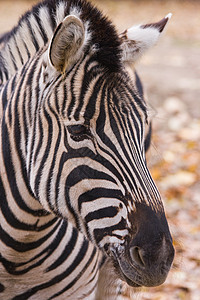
[30,5,174,288]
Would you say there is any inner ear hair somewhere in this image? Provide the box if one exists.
[49,15,85,73]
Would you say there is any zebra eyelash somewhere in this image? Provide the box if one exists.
[67,124,92,141]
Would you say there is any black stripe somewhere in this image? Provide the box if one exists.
[14,35,24,65]
[13,238,90,299]
[74,59,102,120]
[83,75,105,121]
[34,8,49,44]
[33,109,44,164]
[8,44,18,71]
[0,54,9,81]
[65,165,117,187]
[23,39,31,59]
[108,101,148,193]
[11,72,17,92]
[85,206,118,223]
[0,175,55,231]
[145,122,152,152]
[46,225,78,272]
[0,219,61,254]
[94,217,127,245]
[22,88,29,157]
[1,117,44,216]
[0,220,66,275]
[50,246,97,299]
[0,283,5,293]
[95,88,138,194]
[67,55,88,118]
[135,71,144,98]
[1,80,8,110]
[26,18,40,52]
[78,188,123,212]
[34,105,54,199]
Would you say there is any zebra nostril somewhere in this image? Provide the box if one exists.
[129,246,145,267]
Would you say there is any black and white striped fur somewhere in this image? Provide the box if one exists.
[0,1,174,299]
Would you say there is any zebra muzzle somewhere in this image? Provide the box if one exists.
[110,235,174,288]
[109,205,175,287]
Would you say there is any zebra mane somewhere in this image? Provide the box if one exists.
[0,0,121,84]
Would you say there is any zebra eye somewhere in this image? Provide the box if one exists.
[67,124,91,141]
[68,125,87,135]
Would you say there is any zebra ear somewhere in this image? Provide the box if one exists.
[120,13,172,64]
[49,15,85,72]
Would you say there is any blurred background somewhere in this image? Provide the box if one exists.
[0,1,199,299]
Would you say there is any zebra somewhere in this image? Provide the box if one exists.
[0,0,174,299]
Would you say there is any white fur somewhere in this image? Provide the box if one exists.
[121,26,160,63]
[121,14,171,63]
[69,6,82,18]
[127,25,160,49]
[165,13,172,19]
[55,1,66,24]
[112,229,129,237]
[39,6,54,38]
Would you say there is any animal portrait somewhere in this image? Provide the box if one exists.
[0,0,174,299]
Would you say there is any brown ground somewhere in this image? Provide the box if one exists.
[0,1,200,299]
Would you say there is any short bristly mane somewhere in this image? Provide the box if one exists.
[0,0,121,84]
